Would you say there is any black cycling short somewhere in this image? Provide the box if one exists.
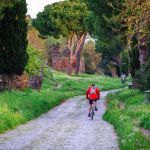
[89,100,95,105]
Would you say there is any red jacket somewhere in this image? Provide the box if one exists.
[86,86,100,100]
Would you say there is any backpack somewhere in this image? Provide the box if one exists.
[90,86,96,94]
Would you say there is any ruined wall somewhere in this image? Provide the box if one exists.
[49,44,85,73]
[0,74,29,91]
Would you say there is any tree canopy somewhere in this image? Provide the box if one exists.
[86,0,124,76]
[33,0,88,38]
[0,0,21,19]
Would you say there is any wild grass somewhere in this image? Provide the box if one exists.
[0,72,122,133]
[104,89,150,150]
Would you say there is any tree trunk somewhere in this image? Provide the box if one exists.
[75,52,81,74]
[67,34,75,75]
[138,36,148,70]
[132,78,139,89]
[75,32,87,74]
[111,56,121,77]
[66,50,72,75]
[66,32,87,75]
[138,13,149,70]
[128,34,140,88]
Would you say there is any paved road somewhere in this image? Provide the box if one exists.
[0,90,119,150]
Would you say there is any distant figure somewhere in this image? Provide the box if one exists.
[86,84,100,117]
[121,73,126,87]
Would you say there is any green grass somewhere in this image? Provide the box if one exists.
[0,72,122,133]
[140,113,150,130]
[104,89,150,150]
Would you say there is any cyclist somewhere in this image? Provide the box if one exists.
[86,84,100,117]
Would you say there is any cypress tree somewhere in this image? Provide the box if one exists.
[129,36,140,77]
[0,0,28,75]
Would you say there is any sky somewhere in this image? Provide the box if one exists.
[26,0,62,18]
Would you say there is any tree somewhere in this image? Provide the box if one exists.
[0,0,28,75]
[115,0,150,88]
[129,36,140,88]
[120,50,129,75]
[33,0,88,75]
[118,0,150,68]
[86,0,124,77]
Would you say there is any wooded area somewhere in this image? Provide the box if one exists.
[0,0,149,91]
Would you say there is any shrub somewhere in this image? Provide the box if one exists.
[25,45,44,76]
[140,113,150,130]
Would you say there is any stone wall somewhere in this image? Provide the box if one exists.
[0,74,29,91]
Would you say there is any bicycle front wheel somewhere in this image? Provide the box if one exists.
[91,111,94,120]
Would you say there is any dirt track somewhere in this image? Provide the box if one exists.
[0,90,119,150]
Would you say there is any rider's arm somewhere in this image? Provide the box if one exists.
[96,88,100,100]
[86,88,90,99]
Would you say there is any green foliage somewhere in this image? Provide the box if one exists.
[129,36,140,78]
[112,0,150,89]
[140,113,150,130]
[86,0,124,73]
[120,50,129,74]
[0,73,122,133]
[25,45,44,76]
[104,89,150,150]
[85,1,112,42]
[33,0,88,38]
[0,0,21,19]
[141,57,150,90]
[96,36,123,55]
[0,0,28,75]
[96,36,123,71]
[46,36,66,46]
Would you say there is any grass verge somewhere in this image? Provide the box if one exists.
[103,89,150,150]
[0,72,122,133]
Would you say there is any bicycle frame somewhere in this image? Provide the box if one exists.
[90,103,95,120]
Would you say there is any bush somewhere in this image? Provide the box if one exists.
[25,45,45,76]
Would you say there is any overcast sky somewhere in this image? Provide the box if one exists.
[26,0,62,18]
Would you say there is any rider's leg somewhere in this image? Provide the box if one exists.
[88,105,92,117]
[89,104,92,113]
[94,100,98,111]
[88,100,92,117]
